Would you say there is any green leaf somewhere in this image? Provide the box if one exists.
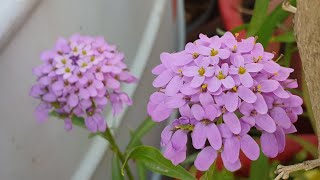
[181,152,198,166]
[200,163,216,180]
[137,161,147,180]
[249,153,269,180]
[288,135,318,158]
[271,31,296,43]
[122,146,195,180]
[231,24,249,34]
[71,115,85,128]
[112,154,125,180]
[247,0,269,36]
[212,169,234,180]
[125,117,156,154]
[255,0,296,47]
[279,43,294,67]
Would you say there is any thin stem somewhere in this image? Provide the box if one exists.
[103,128,134,180]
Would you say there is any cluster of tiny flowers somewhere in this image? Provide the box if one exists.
[30,34,136,132]
[147,32,303,172]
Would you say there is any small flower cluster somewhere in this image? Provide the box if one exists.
[147,32,303,171]
[30,34,136,132]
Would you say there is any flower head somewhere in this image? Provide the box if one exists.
[148,32,303,172]
[30,34,136,132]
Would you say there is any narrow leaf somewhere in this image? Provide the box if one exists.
[125,117,156,153]
[247,0,269,36]
[137,161,147,180]
[122,146,195,180]
[200,162,216,180]
[231,24,249,34]
[255,0,296,47]
[249,153,269,180]
[271,31,296,43]
[112,155,125,180]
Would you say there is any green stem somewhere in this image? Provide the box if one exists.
[103,128,134,180]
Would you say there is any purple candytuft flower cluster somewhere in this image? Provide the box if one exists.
[148,32,303,171]
[30,34,136,132]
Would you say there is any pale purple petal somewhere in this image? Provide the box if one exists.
[191,76,205,88]
[274,127,286,153]
[253,93,268,114]
[206,123,222,150]
[259,80,280,92]
[255,114,276,133]
[239,72,253,87]
[171,130,187,151]
[192,123,207,149]
[224,91,239,112]
[240,134,260,160]
[194,147,217,171]
[191,104,205,120]
[245,63,263,72]
[223,112,241,134]
[261,132,278,158]
[165,76,183,96]
[222,137,240,163]
[238,86,257,103]
[222,76,235,89]
[152,69,174,87]
[208,76,222,92]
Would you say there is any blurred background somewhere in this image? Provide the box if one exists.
[0,0,318,179]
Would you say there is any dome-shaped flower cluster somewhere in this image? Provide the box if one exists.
[30,34,136,132]
[147,32,303,171]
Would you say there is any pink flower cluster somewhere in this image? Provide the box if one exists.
[147,32,303,171]
[30,34,136,132]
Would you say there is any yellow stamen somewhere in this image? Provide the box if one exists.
[81,62,88,68]
[232,86,237,92]
[192,52,199,59]
[232,45,237,52]
[201,84,208,92]
[198,67,205,76]
[61,58,67,64]
[257,84,262,92]
[90,56,95,62]
[210,49,218,56]
[65,67,71,73]
[235,33,239,38]
[238,66,246,74]
[82,50,87,55]
[217,71,225,80]
[73,47,78,53]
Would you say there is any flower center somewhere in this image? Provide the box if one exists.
[201,84,208,92]
[198,67,205,76]
[192,52,199,59]
[73,47,78,53]
[61,58,67,64]
[174,124,194,131]
[210,49,218,56]
[232,86,237,92]
[232,45,237,52]
[81,62,88,68]
[238,66,246,74]
[90,56,95,62]
[217,71,225,80]
[82,50,87,55]
[65,67,71,73]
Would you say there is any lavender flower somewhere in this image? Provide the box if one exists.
[30,34,136,132]
[148,32,303,172]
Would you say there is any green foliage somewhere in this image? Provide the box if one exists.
[271,31,296,43]
[122,146,195,180]
[125,117,156,154]
[255,0,296,47]
[200,163,216,180]
[112,155,125,180]
[247,0,269,36]
[249,153,270,180]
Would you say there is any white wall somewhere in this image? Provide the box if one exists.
[0,0,178,179]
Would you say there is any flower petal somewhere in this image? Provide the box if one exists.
[261,132,278,158]
[255,114,276,133]
[171,130,188,151]
[222,137,240,163]
[165,76,183,96]
[192,123,207,149]
[270,107,291,129]
[223,112,241,134]
[190,76,205,88]
[152,69,174,87]
[224,91,239,112]
[208,76,222,92]
[191,104,205,120]
[222,76,235,89]
[240,134,260,160]
[259,80,280,92]
[206,123,222,150]
[253,93,268,114]
[238,86,257,103]
[194,147,217,171]
[239,72,253,87]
